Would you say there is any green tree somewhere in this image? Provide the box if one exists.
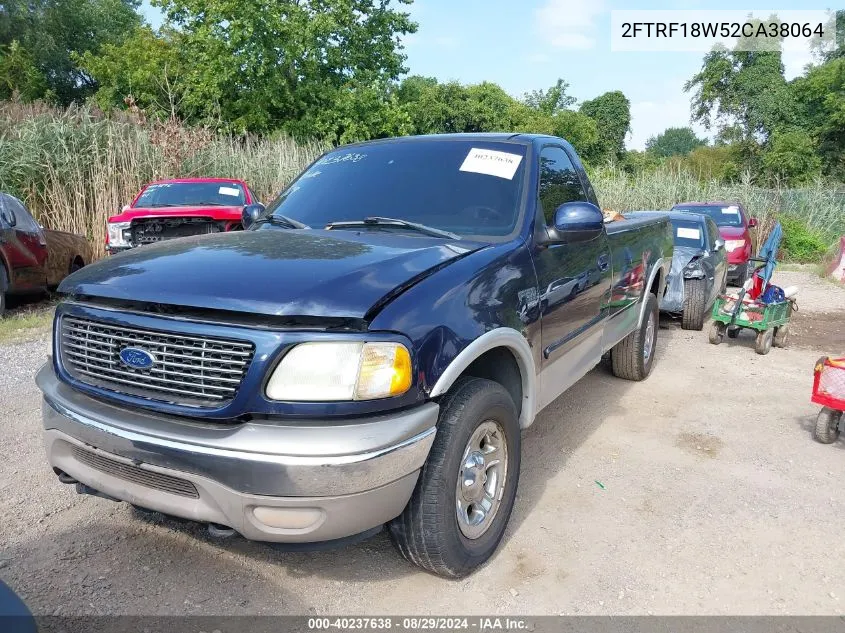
[645,127,706,157]
[761,130,822,185]
[0,0,141,104]
[79,27,187,120]
[151,0,416,138]
[685,43,796,146]
[523,78,576,116]
[791,58,845,179]
[0,41,49,101]
[578,91,631,162]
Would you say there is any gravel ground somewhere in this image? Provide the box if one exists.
[1,271,844,615]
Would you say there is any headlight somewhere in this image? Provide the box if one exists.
[107,221,131,248]
[265,341,412,401]
[725,239,746,251]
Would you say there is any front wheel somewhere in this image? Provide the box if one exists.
[388,377,520,578]
[814,407,842,444]
[611,292,658,381]
[681,278,707,330]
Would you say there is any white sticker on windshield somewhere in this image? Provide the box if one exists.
[459,148,523,180]
[219,186,240,196]
[721,205,739,214]
[677,227,701,240]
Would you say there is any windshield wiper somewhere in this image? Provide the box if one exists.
[324,216,460,240]
[252,214,309,229]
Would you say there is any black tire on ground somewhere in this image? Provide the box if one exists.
[755,328,774,355]
[681,278,707,330]
[773,324,789,348]
[709,321,725,345]
[388,376,520,578]
[814,407,842,444]
[727,327,740,339]
[611,293,658,381]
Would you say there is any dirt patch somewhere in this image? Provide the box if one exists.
[675,432,723,458]
[788,311,845,351]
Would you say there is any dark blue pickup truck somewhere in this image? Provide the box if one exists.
[36,134,672,577]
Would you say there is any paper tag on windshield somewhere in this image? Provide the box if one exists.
[219,186,240,196]
[677,227,701,240]
[459,148,523,180]
[721,205,739,214]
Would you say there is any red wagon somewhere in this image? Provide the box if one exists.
[812,357,845,444]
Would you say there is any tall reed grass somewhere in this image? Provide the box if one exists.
[0,101,326,255]
[1,101,842,261]
[591,164,845,261]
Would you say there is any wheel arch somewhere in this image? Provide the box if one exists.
[429,328,537,429]
[640,256,666,322]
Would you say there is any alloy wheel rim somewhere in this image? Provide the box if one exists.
[643,312,655,361]
[455,420,508,540]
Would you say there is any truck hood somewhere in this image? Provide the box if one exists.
[60,229,484,319]
[109,205,243,223]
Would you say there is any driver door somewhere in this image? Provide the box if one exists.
[532,146,611,394]
[0,194,48,289]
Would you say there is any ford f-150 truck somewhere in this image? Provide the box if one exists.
[36,134,672,577]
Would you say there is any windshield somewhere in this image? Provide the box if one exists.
[264,140,528,240]
[671,219,706,249]
[135,182,246,208]
[672,204,743,227]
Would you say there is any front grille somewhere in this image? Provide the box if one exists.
[71,445,199,498]
[131,217,222,245]
[60,316,254,406]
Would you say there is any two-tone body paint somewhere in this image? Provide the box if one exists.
[56,135,671,427]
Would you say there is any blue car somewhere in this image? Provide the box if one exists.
[37,134,672,577]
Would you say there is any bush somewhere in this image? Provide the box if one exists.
[778,215,830,263]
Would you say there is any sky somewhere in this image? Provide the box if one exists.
[140,0,833,150]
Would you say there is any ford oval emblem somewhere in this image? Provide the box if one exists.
[119,347,155,369]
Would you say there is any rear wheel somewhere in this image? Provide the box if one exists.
[388,377,520,578]
[611,293,658,381]
[814,407,841,444]
[681,279,706,330]
[755,328,774,355]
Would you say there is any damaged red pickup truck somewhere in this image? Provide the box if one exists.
[106,178,259,254]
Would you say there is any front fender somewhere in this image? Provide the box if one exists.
[369,240,541,428]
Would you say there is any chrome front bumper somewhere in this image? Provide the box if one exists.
[37,364,438,542]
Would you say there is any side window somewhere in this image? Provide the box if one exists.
[538,147,587,225]
[6,197,39,232]
[248,188,261,205]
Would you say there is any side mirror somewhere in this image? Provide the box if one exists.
[241,203,266,229]
[714,238,725,252]
[544,202,604,244]
[748,217,758,228]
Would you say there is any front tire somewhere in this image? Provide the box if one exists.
[611,293,658,381]
[388,377,520,578]
[814,407,842,444]
[681,278,707,330]
[773,324,789,348]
